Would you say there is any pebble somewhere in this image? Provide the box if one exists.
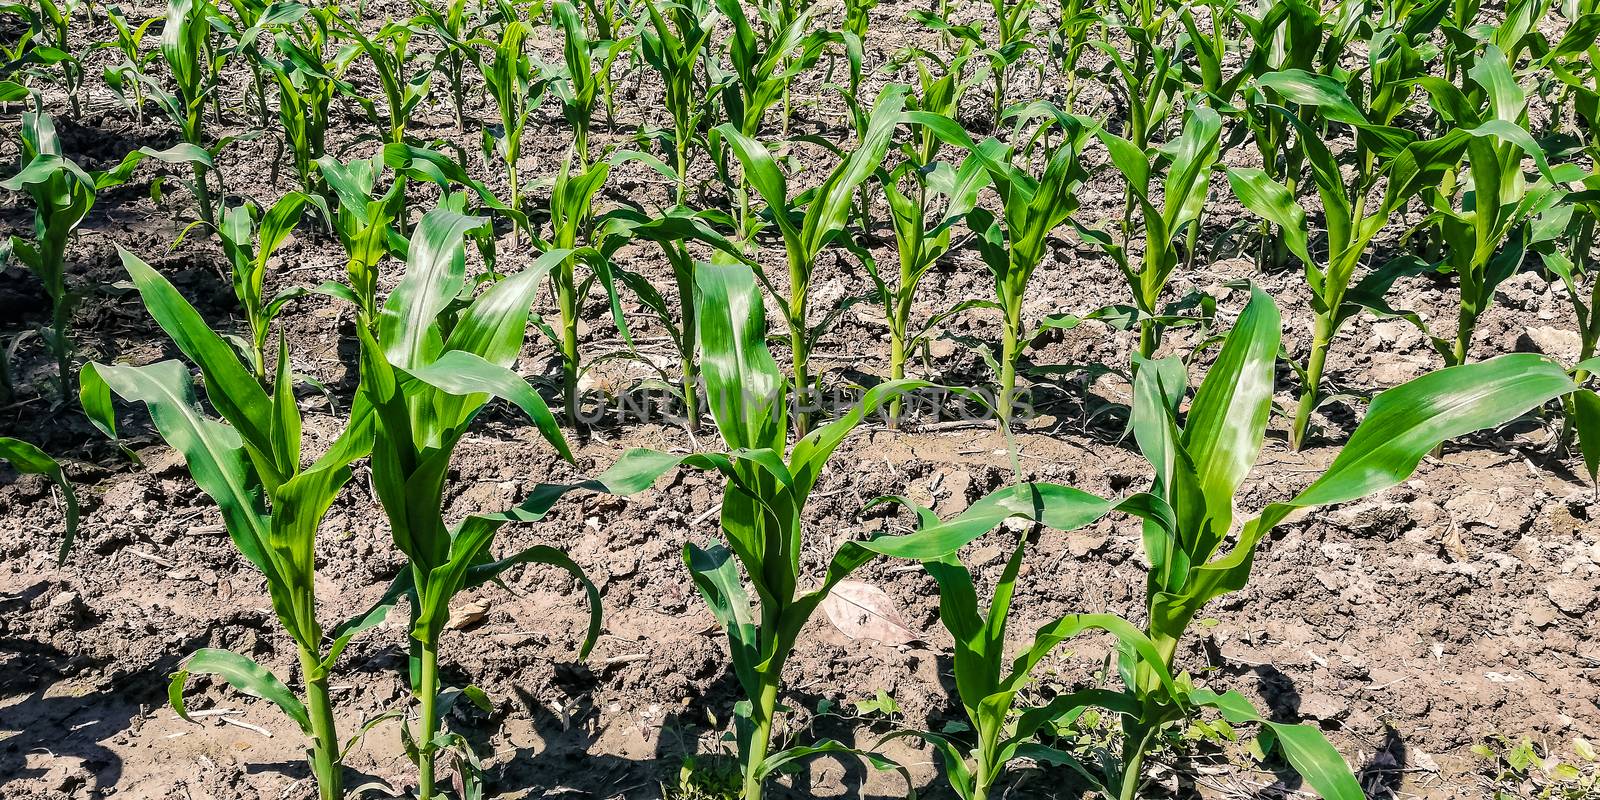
[1546,578,1596,615]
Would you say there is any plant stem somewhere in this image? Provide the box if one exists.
[50,291,72,401]
[1289,315,1333,451]
[193,161,215,232]
[417,636,440,800]
[997,304,1020,433]
[299,649,344,800]
[741,675,781,800]
[559,263,581,429]
[1116,723,1159,800]
[1137,316,1157,361]
[1451,308,1476,367]
[677,259,700,431]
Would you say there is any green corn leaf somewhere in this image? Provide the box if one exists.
[1225,168,1310,265]
[696,260,786,452]
[0,437,79,564]
[404,349,571,463]
[1574,389,1600,484]
[170,648,312,735]
[1295,354,1575,507]
[82,360,274,574]
[1180,285,1281,550]
[1189,689,1362,800]
[754,738,914,790]
[1257,69,1369,126]
[116,248,278,482]
[378,208,485,370]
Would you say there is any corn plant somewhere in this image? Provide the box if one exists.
[218,192,315,380]
[900,40,987,164]
[877,287,1583,800]
[3,112,207,399]
[1540,41,1600,442]
[474,15,547,238]
[413,0,470,129]
[0,436,79,564]
[981,0,1037,128]
[351,207,593,800]
[316,153,408,320]
[1081,103,1222,361]
[711,0,828,141]
[1093,6,1181,155]
[867,491,1172,800]
[83,250,390,800]
[266,18,351,195]
[714,83,906,434]
[668,261,935,799]
[551,0,623,168]
[859,151,989,426]
[914,110,1088,432]
[335,15,432,146]
[1226,73,1463,448]
[99,5,159,124]
[536,155,628,428]
[151,0,225,229]
[638,0,720,204]
[599,203,747,431]
[2,0,83,114]
[1416,45,1559,365]
[218,0,307,130]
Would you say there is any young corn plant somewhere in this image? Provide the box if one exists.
[670,260,939,799]
[638,0,720,204]
[551,0,624,167]
[866,492,1173,800]
[3,112,207,399]
[599,203,747,431]
[1093,6,1181,156]
[1417,45,1559,365]
[538,155,623,428]
[711,0,830,141]
[1225,70,1462,447]
[99,5,159,125]
[475,15,548,240]
[334,15,433,146]
[981,0,1038,128]
[352,207,594,800]
[82,250,389,800]
[1082,103,1222,360]
[877,287,1584,800]
[16,0,83,115]
[218,0,307,130]
[714,82,907,435]
[413,0,473,130]
[218,192,315,380]
[152,0,225,229]
[914,110,1089,433]
[1539,49,1600,441]
[315,153,407,321]
[860,151,989,426]
[266,18,350,195]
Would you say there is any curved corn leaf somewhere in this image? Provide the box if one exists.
[170,648,311,735]
[0,437,79,564]
[1190,689,1362,800]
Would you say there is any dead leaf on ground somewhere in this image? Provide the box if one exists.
[445,598,490,631]
[821,581,921,646]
